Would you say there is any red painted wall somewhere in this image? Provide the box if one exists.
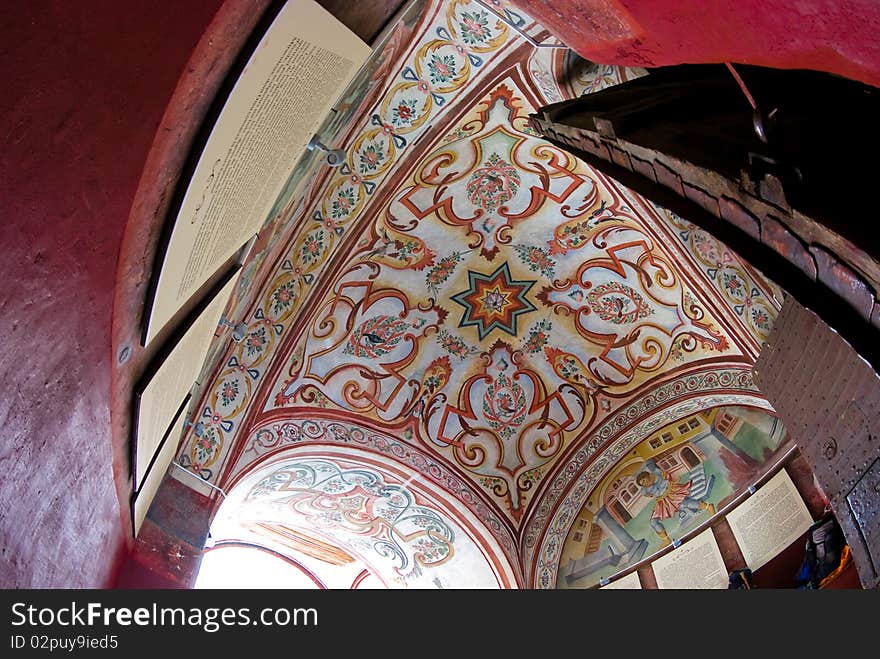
[512,0,880,88]
[3,0,872,589]
[0,0,225,587]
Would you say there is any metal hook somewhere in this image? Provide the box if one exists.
[219,316,248,342]
[307,135,346,167]
[726,62,777,144]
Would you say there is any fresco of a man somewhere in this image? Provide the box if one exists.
[635,458,716,547]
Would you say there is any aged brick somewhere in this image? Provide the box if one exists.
[593,116,616,139]
[630,154,657,183]
[762,215,817,280]
[575,129,606,159]
[654,160,684,196]
[758,173,790,210]
[607,143,632,171]
[719,195,761,241]
[809,245,875,320]
[682,181,720,217]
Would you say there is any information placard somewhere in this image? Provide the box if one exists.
[600,571,642,589]
[134,271,240,490]
[726,468,813,571]
[143,0,370,345]
[133,394,191,536]
[653,528,728,589]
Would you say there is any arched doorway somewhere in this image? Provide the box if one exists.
[201,444,519,588]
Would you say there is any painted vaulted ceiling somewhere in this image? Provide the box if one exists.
[176,0,786,588]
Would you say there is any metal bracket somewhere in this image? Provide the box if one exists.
[219,316,248,342]
[184,418,206,438]
[307,135,346,167]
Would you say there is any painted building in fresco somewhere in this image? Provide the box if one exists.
[557,406,787,589]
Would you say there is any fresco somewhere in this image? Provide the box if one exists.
[556,405,788,589]
[213,0,433,331]
[171,0,787,588]
[230,417,522,569]
[211,447,517,588]
[262,0,431,231]
[655,204,784,346]
[267,75,756,523]
[176,0,531,483]
[527,47,647,105]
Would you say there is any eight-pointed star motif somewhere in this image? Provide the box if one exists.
[450,262,537,340]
